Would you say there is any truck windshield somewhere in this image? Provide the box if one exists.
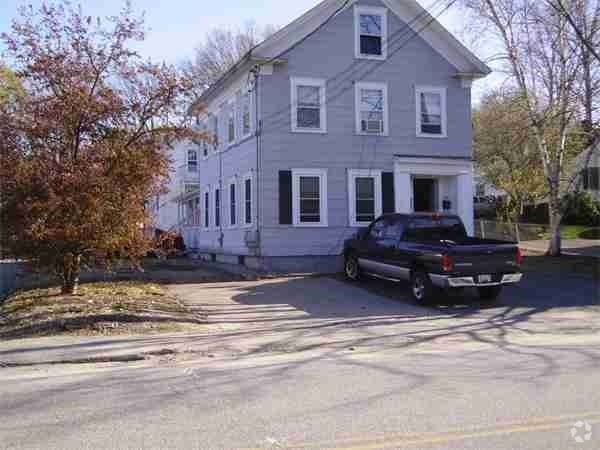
[405,217,467,242]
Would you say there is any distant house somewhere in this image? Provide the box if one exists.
[575,138,600,200]
[167,0,490,272]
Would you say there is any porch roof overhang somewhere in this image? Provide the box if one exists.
[394,154,473,176]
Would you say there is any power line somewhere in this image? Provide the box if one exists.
[260,0,453,129]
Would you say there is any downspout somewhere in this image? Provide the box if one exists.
[218,131,224,248]
[252,64,262,257]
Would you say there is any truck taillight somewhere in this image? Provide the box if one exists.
[516,248,524,266]
[442,254,454,273]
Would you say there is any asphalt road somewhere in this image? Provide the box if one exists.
[1,272,599,450]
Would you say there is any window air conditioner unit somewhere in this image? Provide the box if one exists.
[362,120,383,133]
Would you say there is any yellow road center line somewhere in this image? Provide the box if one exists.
[278,411,600,450]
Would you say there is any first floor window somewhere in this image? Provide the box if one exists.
[194,197,200,226]
[215,188,220,227]
[291,78,327,133]
[244,177,252,225]
[292,169,327,227]
[348,169,382,226]
[356,178,375,223]
[416,86,447,137]
[356,82,388,135]
[204,191,209,228]
[229,183,236,226]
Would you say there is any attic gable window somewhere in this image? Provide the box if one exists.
[355,6,387,60]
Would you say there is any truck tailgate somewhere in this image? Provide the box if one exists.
[449,244,519,274]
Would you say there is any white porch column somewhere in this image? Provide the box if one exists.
[394,170,412,213]
[457,173,474,236]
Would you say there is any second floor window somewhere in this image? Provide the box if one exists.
[416,86,447,138]
[242,93,251,137]
[187,149,198,172]
[228,102,236,144]
[355,82,388,136]
[291,77,327,133]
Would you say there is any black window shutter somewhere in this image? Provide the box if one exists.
[279,170,293,225]
[382,172,395,214]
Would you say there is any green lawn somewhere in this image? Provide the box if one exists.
[542,226,600,240]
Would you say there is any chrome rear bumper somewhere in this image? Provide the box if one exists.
[429,273,523,288]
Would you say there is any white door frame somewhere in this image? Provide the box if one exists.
[394,156,474,235]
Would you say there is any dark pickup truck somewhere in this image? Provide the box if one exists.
[343,213,523,303]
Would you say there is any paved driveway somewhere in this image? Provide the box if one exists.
[163,270,600,358]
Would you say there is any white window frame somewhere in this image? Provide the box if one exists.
[290,77,327,134]
[187,148,198,173]
[347,169,383,227]
[227,177,237,229]
[240,91,253,139]
[415,86,447,138]
[227,99,236,146]
[211,112,219,153]
[241,172,254,228]
[355,81,389,136]
[200,120,210,159]
[292,168,328,227]
[214,186,221,230]
[202,187,210,230]
[354,5,388,60]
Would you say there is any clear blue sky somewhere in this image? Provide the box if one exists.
[0,0,502,99]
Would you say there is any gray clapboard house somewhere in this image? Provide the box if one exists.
[179,0,491,272]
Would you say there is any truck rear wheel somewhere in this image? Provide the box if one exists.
[478,285,502,302]
[411,271,437,304]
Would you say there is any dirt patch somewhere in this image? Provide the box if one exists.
[0,281,207,339]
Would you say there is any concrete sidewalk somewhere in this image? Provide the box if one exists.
[520,239,600,257]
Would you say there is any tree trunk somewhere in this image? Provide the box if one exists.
[547,190,562,256]
[60,253,81,295]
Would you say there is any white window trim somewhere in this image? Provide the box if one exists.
[241,171,254,228]
[214,186,222,230]
[227,177,238,229]
[415,86,447,139]
[240,91,253,140]
[290,77,327,134]
[347,169,383,227]
[202,187,210,231]
[186,148,198,173]
[227,99,236,147]
[355,81,389,136]
[292,168,328,227]
[354,5,388,60]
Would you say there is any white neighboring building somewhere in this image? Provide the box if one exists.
[148,139,202,237]
[473,171,506,199]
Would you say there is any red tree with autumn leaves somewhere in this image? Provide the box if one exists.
[0,2,200,294]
